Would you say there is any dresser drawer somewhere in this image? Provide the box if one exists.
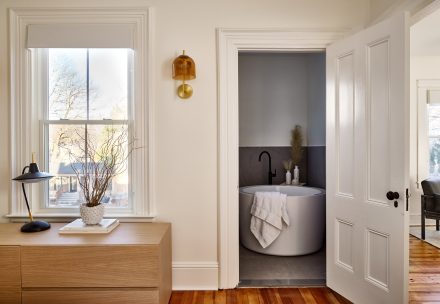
[22,289,158,304]
[22,246,159,288]
[0,246,21,304]
[0,290,21,304]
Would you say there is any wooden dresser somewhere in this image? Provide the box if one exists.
[0,222,171,304]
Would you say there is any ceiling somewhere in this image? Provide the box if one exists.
[411,7,440,56]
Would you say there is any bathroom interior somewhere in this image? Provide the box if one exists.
[238,51,326,287]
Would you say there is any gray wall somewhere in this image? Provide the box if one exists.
[239,52,326,147]
[307,53,326,147]
[238,52,326,188]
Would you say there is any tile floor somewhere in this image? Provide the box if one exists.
[239,244,326,287]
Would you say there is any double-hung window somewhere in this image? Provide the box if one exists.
[416,81,440,186]
[43,48,132,211]
[428,90,440,177]
[9,9,152,219]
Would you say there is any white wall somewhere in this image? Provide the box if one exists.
[369,0,402,21]
[0,0,372,290]
[409,56,440,226]
[368,0,435,25]
[239,52,325,147]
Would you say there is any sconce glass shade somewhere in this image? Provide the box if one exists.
[172,52,196,81]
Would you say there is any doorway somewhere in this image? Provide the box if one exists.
[217,29,345,289]
[408,2,440,300]
[219,12,411,302]
[219,5,440,301]
[237,51,326,286]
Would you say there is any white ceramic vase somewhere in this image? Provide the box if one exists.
[80,203,105,225]
[293,165,300,185]
[286,170,292,185]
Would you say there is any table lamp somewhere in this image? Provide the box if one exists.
[12,154,54,232]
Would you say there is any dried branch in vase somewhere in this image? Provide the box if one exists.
[59,125,137,207]
[283,160,293,171]
[291,125,303,166]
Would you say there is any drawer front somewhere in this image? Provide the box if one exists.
[22,289,158,304]
[22,246,159,287]
[0,291,21,304]
[0,246,21,287]
[0,246,21,304]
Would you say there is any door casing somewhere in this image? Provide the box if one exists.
[216,29,346,289]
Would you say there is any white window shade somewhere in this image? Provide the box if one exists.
[428,89,440,105]
[27,24,135,48]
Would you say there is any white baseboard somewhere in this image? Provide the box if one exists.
[172,261,219,290]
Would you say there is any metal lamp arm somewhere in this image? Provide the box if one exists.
[21,166,33,222]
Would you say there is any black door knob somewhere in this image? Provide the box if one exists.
[386,191,399,200]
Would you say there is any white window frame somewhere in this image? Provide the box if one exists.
[8,8,156,220]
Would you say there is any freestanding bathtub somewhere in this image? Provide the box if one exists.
[239,185,325,256]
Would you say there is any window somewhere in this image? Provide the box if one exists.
[428,102,440,176]
[42,48,132,209]
[9,8,152,219]
[417,82,440,184]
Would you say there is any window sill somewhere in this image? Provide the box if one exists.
[5,213,156,223]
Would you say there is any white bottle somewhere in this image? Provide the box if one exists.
[286,170,292,185]
[293,165,299,185]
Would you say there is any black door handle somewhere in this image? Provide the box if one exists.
[386,191,399,200]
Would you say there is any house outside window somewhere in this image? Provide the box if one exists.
[9,8,153,219]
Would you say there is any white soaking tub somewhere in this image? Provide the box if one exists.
[239,185,325,256]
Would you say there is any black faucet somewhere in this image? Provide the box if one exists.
[258,150,276,185]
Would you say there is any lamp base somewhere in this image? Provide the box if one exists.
[21,220,51,233]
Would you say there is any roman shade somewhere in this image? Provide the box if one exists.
[27,23,135,48]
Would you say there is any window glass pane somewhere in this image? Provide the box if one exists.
[86,125,129,208]
[89,49,129,120]
[48,124,129,208]
[430,137,440,177]
[48,124,85,207]
[48,49,87,120]
[428,105,440,137]
[46,48,131,210]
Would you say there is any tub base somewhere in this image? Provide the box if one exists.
[239,185,325,257]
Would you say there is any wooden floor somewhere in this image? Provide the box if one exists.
[169,288,350,303]
[410,235,440,303]
[170,235,440,303]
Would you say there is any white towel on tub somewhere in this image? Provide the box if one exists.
[250,191,289,248]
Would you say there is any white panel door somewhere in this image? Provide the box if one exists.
[326,13,409,304]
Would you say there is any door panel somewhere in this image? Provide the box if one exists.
[367,39,391,205]
[365,228,389,290]
[327,12,409,304]
[335,218,354,272]
[336,52,355,197]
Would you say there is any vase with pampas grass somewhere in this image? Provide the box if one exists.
[283,160,293,185]
[291,125,304,185]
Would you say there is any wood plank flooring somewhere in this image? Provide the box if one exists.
[170,235,440,303]
[410,235,440,303]
[169,288,351,303]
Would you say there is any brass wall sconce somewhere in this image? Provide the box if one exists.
[172,50,196,99]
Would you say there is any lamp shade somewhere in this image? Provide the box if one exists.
[172,51,196,81]
[13,163,54,184]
